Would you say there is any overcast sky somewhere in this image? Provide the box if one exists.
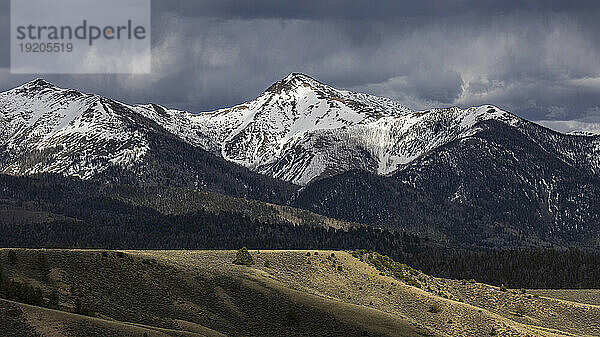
[2,0,600,133]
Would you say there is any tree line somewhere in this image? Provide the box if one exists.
[1,173,600,288]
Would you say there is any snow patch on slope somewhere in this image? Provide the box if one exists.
[0,80,150,178]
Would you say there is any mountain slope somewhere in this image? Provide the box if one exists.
[134,75,527,185]
[134,73,413,184]
[295,119,600,247]
[134,74,600,188]
[0,79,149,178]
[3,75,599,189]
[2,75,600,247]
[0,173,359,248]
[0,79,296,204]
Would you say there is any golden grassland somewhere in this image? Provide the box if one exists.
[1,248,599,336]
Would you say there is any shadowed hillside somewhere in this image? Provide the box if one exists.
[1,249,600,336]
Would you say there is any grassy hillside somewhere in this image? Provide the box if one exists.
[0,299,208,337]
[0,249,436,337]
[527,289,600,306]
[1,249,599,336]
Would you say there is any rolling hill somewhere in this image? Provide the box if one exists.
[2,249,600,336]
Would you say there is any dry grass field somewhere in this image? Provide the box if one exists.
[527,289,600,306]
[1,249,599,336]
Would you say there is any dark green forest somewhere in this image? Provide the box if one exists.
[1,174,599,289]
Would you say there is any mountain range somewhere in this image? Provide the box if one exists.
[1,74,599,248]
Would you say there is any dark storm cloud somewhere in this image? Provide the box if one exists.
[152,0,600,21]
[0,0,9,67]
[1,0,600,131]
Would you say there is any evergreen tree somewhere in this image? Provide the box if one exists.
[35,253,50,276]
[7,250,17,265]
[233,247,255,266]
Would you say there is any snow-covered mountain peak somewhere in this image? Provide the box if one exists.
[4,74,597,187]
[132,76,525,185]
[17,78,57,90]
[265,72,320,93]
[134,74,416,176]
[3,78,87,104]
[259,73,411,118]
[285,72,317,81]
[0,79,150,179]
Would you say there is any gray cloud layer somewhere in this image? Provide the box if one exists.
[1,0,600,129]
